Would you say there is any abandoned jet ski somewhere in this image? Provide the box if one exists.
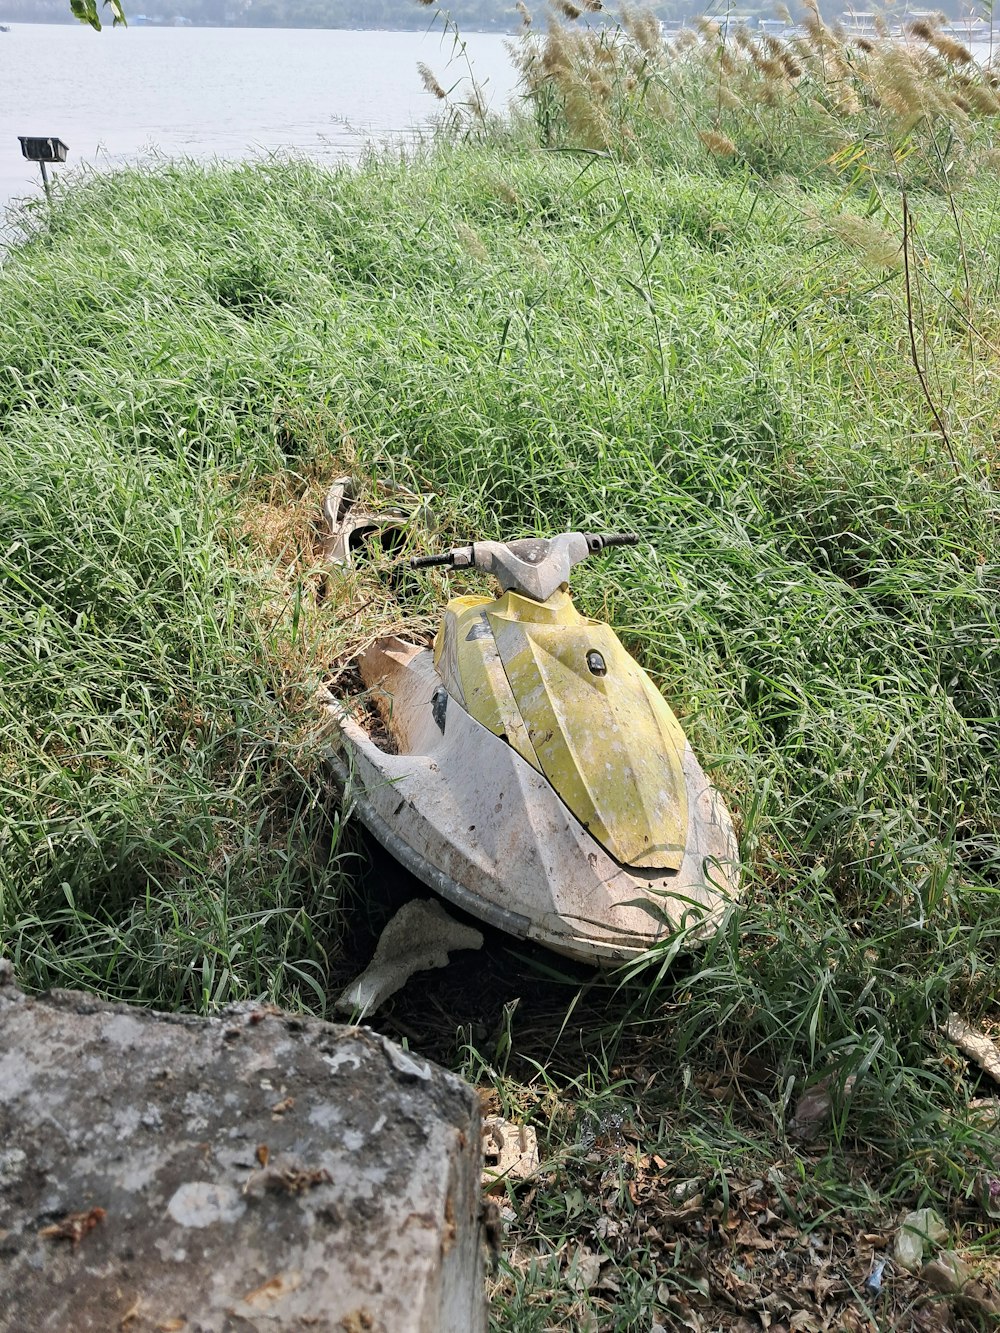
[324,529,741,967]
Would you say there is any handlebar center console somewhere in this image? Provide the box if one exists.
[411,531,638,604]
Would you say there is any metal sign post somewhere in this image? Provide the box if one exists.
[17,136,69,202]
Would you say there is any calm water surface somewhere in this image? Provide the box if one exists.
[0,25,519,215]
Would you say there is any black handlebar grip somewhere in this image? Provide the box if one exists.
[591,532,640,550]
[410,552,454,569]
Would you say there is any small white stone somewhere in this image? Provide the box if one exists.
[167,1182,246,1228]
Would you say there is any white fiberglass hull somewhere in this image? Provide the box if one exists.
[326,639,740,967]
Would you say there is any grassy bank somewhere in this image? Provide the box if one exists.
[2,7,999,1325]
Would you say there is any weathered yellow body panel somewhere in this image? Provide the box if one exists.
[433,595,539,770]
[435,588,689,870]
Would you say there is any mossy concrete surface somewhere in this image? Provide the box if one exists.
[0,960,485,1333]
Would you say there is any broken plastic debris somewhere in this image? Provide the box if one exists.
[864,1257,887,1296]
[893,1207,947,1273]
[482,1116,539,1193]
[335,899,483,1018]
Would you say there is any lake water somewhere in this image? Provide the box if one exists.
[0,24,520,216]
[2,24,995,220]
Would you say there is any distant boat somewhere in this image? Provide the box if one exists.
[945,17,993,39]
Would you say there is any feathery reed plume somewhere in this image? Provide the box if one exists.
[418,63,447,99]
[455,222,488,261]
[834,85,862,114]
[700,129,737,155]
[929,33,973,64]
[826,211,902,269]
[556,0,583,19]
[621,4,663,57]
[965,85,1000,114]
[908,19,936,41]
[516,0,532,25]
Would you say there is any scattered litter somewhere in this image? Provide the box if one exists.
[335,899,483,1018]
[863,1256,887,1296]
[482,1116,539,1193]
[893,1207,947,1272]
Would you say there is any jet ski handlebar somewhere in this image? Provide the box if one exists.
[586,532,640,551]
[410,551,457,569]
[410,531,639,601]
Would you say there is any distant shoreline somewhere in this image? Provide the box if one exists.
[0,18,519,28]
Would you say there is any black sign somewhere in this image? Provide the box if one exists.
[18,137,69,163]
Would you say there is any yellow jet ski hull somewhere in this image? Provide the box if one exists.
[327,634,740,967]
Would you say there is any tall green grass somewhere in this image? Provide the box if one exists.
[0,6,997,1256]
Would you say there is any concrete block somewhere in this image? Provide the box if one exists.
[0,971,485,1333]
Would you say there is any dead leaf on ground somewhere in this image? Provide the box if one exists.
[38,1206,106,1247]
[733,1220,778,1250]
[242,1272,302,1306]
[259,1164,332,1194]
[118,1297,142,1329]
[338,1312,374,1333]
[789,1074,857,1141]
